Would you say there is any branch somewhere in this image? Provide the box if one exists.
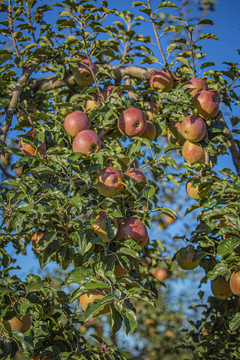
[29,65,153,92]
[8,0,20,58]
[0,62,40,144]
[219,114,240,177]
[0,162,16,179]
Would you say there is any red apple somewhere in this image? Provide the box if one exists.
[149,70,174,92]
[64,110,90,137]
[211,276,233,300]
[180,115,207,142]
[167,123,185,146]
[184,77,208,97]
[118,108,146,137]
[18,131,46,156]
[101,85,116,100]
[175,246,200,270]
[116,216,148,248]
[96,167,124,197]
[72,130,101,154]
[72,53,98,87]
[182,140,205,164]
[192,90,219,120]
[150,268,169,282]
[141,121,156,141]
[230,270,240,296]
[126,168,146,184]
[89,210,118,243]
[146,102,159,120]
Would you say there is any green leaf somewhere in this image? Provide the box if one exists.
[26,275,44,292]
[207,263,231,280]
[123,308,137,335]
[132,1,146,7]
[158,1,177,9]
[199,33,218,40]
[110,304,123,334]
[65,267,94,285]
[229,313,240,331]
[198,19,214,26]
[217,237,240,255]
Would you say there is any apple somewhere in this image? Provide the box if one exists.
[125,168,146,184]
[230,270,240,296]
[85,94,98,111]
[149,70,174,92]
[114,263,129,278]
[118,108,146,137]
[96,167,124,197]
[183,77,208,97]
[18,131,46,156]
[180,115,207,142]
[211,276,233,300]
[146,101,159,120]
[16,166,23,177]
[150,268,169,282]
[72,130,101,154]
[64,110,90,137]
[0,153,10,167]
[3,314,31,333]
[186,177,201,200]
[192,90,219,120]
[116,216,148,249]
[31,231,44,252]
[182,140,205,164]
[167,123,185,146]
[164,215,176,225]
[101,85,116,100]
[141,121,156,141]
[79,290,109,316]
[72,53,98,87]
[90,210,118,243]
[175,246,200,270]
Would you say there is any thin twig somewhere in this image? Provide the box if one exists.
[0,162,16,179]
[189,30,196,77]
[26,1,36,43]
[8,0,20,58]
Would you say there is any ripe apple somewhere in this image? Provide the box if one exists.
[90,210,118,243]
[85,94,98,110]
[18,131,46,156]
[101,85,116,100]
[192,90,219,120]
[183,77,208,97]
[72,130,101,154]
[167,123,185,146]
[114,263,129,278]
[182,140,205,164]
[146,101,159,120]
[64,110,90,137]
[31,231,44,252]
[72,53,98,87]
[96,167,124,197]
[125,168,146,184]
[175,245,200,270]
[230,270,240,296]
[211,276,233,300]
[180,115,207,142]
[0,153,10,167]
[186,177,201,200]
[79,291,109,316]
[150,268,169,282]
[116,216,148,249]
[16,166,23,177]
[164,215,176,226]
[149,70,174,92]
[141,120,157,141]
[3,314,31,333]
[118,108,146,137]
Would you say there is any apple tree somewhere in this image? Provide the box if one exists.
[0,0,240,359]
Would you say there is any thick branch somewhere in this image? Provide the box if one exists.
[0,63,39,144]
[29,65,153,92]
[219,114,240,177]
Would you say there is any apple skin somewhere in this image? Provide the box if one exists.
[183,77,208,97]
[186,177,201,200]
[114,263,129,278]
[85,97,98,111]
[211,276,233,300]
[150,268,169,282]
[125,168,146,184]
[175,246,200,270]
[79,291,109,316]
[90,210,118,243]
[141,121,156,141]
[72,130,101,154]
[96,167,124,197]
[72,53,98,87]
[0,153,10,167]
[3,314,31,333]
[192,90,219,120]
[180,115,207,142]
[16,166,23,177]
[116,216,148,249]
[167,123,185,146]
[230,270,240,296]
[164,215,176,225]
[101,85,116,100]
[182,140,205,164]
[146,101,159,120]
[149,70,174,92]
[31,231,44,253]
[118,108,146,137]
[64,110,90,137]
[18,131,46,156]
